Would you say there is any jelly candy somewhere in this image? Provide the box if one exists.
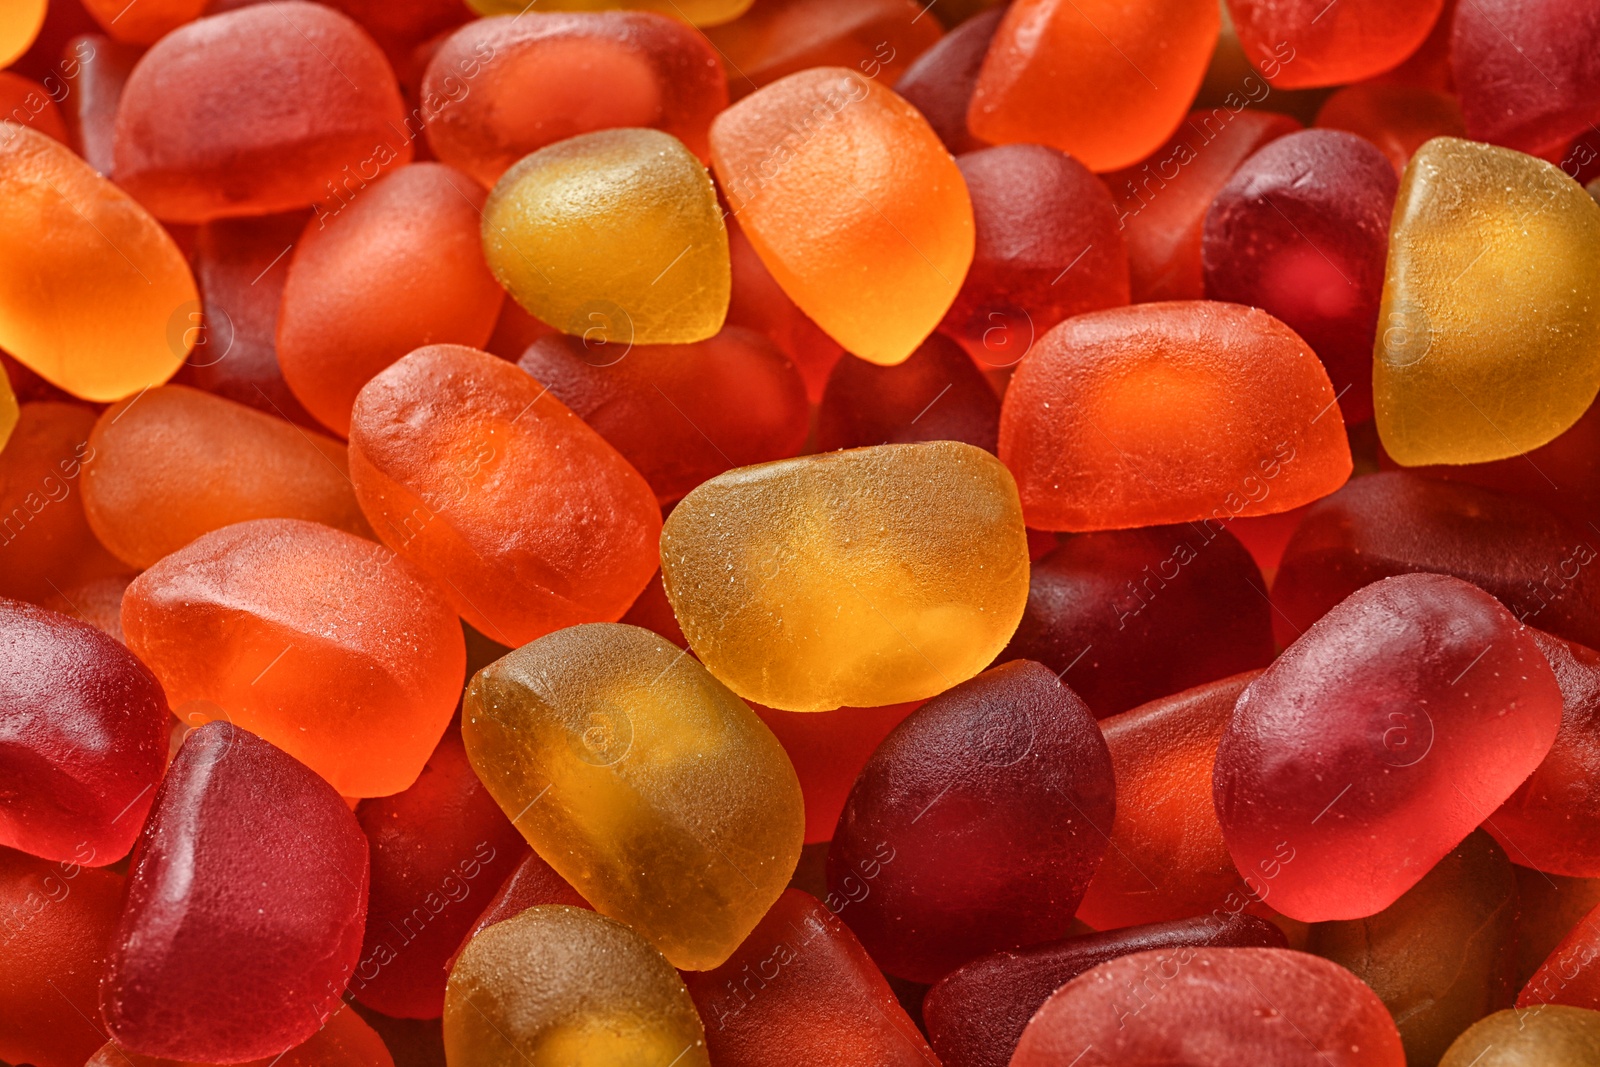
[1215,573,1563,922]
[0,71,67,143]
[1011,947,1405,1066]
[61,35,141,180]
[1202,129,1397,424]
[0,0,45,68]
[321,0,470,71]
[483,128,729,346]
[40,573,131,643]
[277,163,503,436]
[443,905,708,1066]
[517,326,809,505]
[0,847,124,1067]
[352,731,528,1019]
[998,301,1352,531]
[1375,138,1600,465]
[1225,0,1446,88]
[924,913,1288,1067]
[894,7,1003,155]
[1453,0,1600,159]
[682,889,936,1066]
[710,67,974,366]
[456,850,591,960]
[0,124,196,401]
[1271,473,1600,651]
[1306,830,1519,1065]
[659,441,1029,711]
[112,2,412,223]
[122,518,466,798]
[1440,1006,1600,1066]
[724,215,843,402]
[347,344,661,648]
[967,0,1221,172]
[0,599,166,865]
[1076,672,1263,930]
[0,364,14,450]
[101,722,370,1062]
[1002,525,1273,717]
[1521,897,1600,1010]
[1513,868,1600,990]
[422,13,727,189]
[816,333,999,455]
[619,569,687,649]
[88,1005,395,1067]
[943,144,1131,369]
[463,623,804,970]
[80,0,205,45]
[828,661,1115,982]
[1315,84,1468,176]
[83,385,371,568]
[467,0,752,25]
[1107,109,1301,302]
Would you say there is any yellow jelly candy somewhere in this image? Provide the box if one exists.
[466,0,752,24]
[0,0,46,68]
[0,123,197,402]
[462,623,803,970]
[1376,137,1600,465]
[445,906,710,1067]
[1439,1006,1600,1066]
[660,441,1030,712]
[0,371,15,455]
[482,128,730,346]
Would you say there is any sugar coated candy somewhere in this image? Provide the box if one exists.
[1440,1006,1600,1066]
[1215,573,1563,922]
[660,441,1029,711]
[347,344,661,648]
[0,124,196,402]
[444,905,709,1066]
[1375,137,1600,465]
[1225,0,1446,88]
[0,0,45,67]
[998,301,1353,531]
[463,623,803,970]
[454,850,591,958]
[122,518,466,798]
[101,722,370,1062]
[81,0,207,45]
[710,67,974,366]
[1452,0,1600,159]
[482,127,729,346]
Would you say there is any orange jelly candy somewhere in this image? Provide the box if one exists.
[80,0,207,46]
[0,72,67,143]
[998,301,1352,531]
[1226,0,1447,89]
[710,67,973,366]
[0,0,46,69]
[347,344,661,648]
[968,0,1221,172]
[122,518,466,798]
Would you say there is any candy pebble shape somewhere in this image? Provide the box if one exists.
[1440,1006,1600,1066]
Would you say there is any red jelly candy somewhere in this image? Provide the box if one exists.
[1520,896,1600,1010]
[61,34,138,176]
[828,660,1115,982]
[0,71,68,143]
[1314,83,1468,176]
[101,722,370,1062]
[0,599,167,866]
[1215,573,1563,921]
[89,1004,395,1067]
[893,7,1003,155]
[1452,0,1600,159]
[725,215,843,402]
[454,849,591,964]
[816,333,999,454]
[1226,0,1447,88]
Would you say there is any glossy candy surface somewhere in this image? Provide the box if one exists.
[1226,0,1446,88]
[816,333,999,454]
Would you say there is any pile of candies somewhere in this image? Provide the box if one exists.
[7,0,1600,1063]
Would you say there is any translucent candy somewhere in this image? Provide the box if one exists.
[40,574,131,643]
[320,0,469,71]
[422,13,727,189]
[710,67,973,366]
[924,913,1287,1067]
[456,850,591,958]
[81,0,206,45]
[0,0,45,67]
[1202,130,1397,424]
[1375,138,1600,465]
[659,441,1030,711]
[1453,0,1600,158]
[61,35,141,182]
[517,327,809,505]
[816,333,999,454]
[893,7,1003,155]
[467,0,752,25]
[462,623,804,970]
[682,889,935,1065]
[347,344,661,648]
[122,518,466,798]
[1522,898,1600,1010]
[1440,1006,1600,1066]
[0,71,66,143]
[725,214,842,402]
[87,1006,395,1067]
[999,301,1353,531]
[1029,948,1405,1063]
[1225,0,1445,89]
[967,0,1221,172]
[83,385,370,568]
[1215,573,1563,922]
[828,661,1115,981]
[1514,869,1600,991]
[1002,525,1273,717]
[443,906,708,1066]
[0,124,196,402]
[1306,830,1519,1066]
[943,144,1130,369]
[111,2,412,223]
[101,722,370,1062]
[1315,84,1467,176]
[0,364,14,451]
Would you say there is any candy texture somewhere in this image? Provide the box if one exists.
[347,344,661,648]
[1226,0,1446,88]
[122,519,466,798]
[894,7,1003,155]
[703,0,941,98]
[1441,1006,1600,1066]
[999,301,1352,531]
[0,71,67,143]
[1514,868,1600,990]
[724,214,843,401]
[443,906,709,1066]
[482,128,729,345]
[456,850,591,957]
[1315,84,1467,175]
[711,67,973,366]
[60,35,140,176]
[463,623,803,970]
[81,0,206,45]
[660,441,1029,711]
[469,0,752,24]
[1215,573,1563,921]
[816,334,999,454]
[1452,0,1600,158]
[1375,138,1600,465]
[101,722,369,1062]
[828,661,1115,982]
[88,1006,395,1067]
[0,124,196,401]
